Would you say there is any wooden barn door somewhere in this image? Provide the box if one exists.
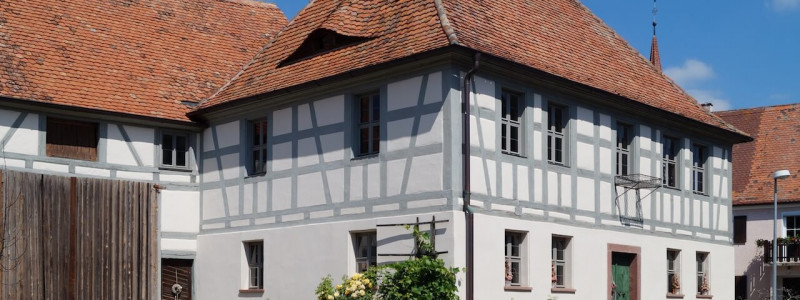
[161,259,193,300]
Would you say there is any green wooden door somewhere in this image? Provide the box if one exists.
[612,253,632,300]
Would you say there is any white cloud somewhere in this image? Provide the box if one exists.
[686,89,732,111]
[773,0,800,11]
[664,59,715,86]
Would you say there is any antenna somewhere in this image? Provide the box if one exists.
[652,0,658,35]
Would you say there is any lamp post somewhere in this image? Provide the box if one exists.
[774,169,790,300]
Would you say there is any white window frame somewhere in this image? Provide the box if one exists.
[160,131,190,170]
[500,90,523,156]
[504,231,527,287]
[244,240,264,290]
[250,119,268,175]
[616,122,633,176]
[352,231,377,273]
[782,212,800,237]
[662,135,679,188]
[356,92,380,156]
[667,249,681,295]
[696,252,709,295]
[691,144,707,194]
[551,235,572,289]
[547,103,568,165]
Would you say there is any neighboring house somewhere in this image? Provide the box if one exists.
[718,104,800,300]
[188,0,749,299]
[0,0,287,299]
[0,1,752,300]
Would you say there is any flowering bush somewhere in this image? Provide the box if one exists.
[316,272,376,300]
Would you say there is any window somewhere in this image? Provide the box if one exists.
[46,117,98,161]
[504,231,526,286]
[281,29,370,66]
[501,90,523,155]
[357,93,380,156]
[250,119,268,175]
[696,252,709,295]
[786,215,800,237]
[616,123,632,176]
[547,104,568,165]
[733,216,747,244]
[667,250,681,295]
[161,132,189,169]
[551,236,571,288]
[691,144,707,194]
[735,275,747,299]
[244,241,264,290]
[353,232,377,273]
[662,136,679,188]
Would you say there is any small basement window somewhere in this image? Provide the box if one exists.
[46,117,98,161]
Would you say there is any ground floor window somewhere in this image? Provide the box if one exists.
[504,231,526,286]
[353,231,377,273]
[244,241,264,290]
[551,235,571,288]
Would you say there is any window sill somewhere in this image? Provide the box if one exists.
[693,191,709,196]
[662,185,680,191]
[158,166,192,172]
[246,172,266,179]
[352,154,379,161]
[547,162,570,169]
[504,286,532,292]
[551,287,576,294]
[502,152,527,159]
[666,293,684,299]
[696,294,713,299]
[239,289,265,294]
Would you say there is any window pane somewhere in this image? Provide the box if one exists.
[555,138,563,163]
[372,126,380,153]
[556,266,564,286]
[509,94,519,121]
[360,128,369,154]
[253,122,262,146]
[372,95,380,121]
[360,97,370,123]
[176,136,187,166]
[252,150,261,173]
[162,149,172,165]
[162,134,173,150]
[501,125,508,151]
[511,261,520,284]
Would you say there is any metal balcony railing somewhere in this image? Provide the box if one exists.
[763,241,800,263]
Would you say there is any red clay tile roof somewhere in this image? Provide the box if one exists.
[717,104,800,206]
[0,0,287,122]
[195,0,745,137]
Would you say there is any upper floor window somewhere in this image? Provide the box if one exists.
[735,275,747,300]
[357,93,380,156]
[46,117,98,161]
[662,136,679,188]
[691,144,707,194]
[616,123,633,176]
[501,90,523,155]
[352,231,377,273]
[551,235,572,289]
[667,249,681,295]
[547,103,568,165]
[786,215,800,237]
[504,231,527,287]
[161,132,189,169]
[250,119,268,175]
[244,241,264,290]
[733,216,747,244]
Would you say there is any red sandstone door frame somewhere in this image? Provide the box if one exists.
[608,244,641,300]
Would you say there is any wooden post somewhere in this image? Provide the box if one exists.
[68,177,77,300]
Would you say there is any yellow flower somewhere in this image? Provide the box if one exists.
[334,292,340,297]
[336,284,342,290]
[327,295,334,300]
[363,278,370,284]
[353,273,362,280]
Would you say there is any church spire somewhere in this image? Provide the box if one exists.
[650,0,662,71]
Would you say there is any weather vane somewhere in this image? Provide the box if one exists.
[652,0,658,34]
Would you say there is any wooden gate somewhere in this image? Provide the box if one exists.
[0,170,159,299]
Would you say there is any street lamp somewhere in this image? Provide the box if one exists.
[774,169,790,300]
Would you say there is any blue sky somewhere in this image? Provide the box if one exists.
[266,0,800,111]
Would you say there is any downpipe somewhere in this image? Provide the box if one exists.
[462,52,480,300]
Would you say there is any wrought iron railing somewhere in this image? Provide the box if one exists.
[763,241,800,263]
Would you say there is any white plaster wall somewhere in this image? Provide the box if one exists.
[194,211,457,300]
[734,204,800,298]
[124,125,155,166]
[473,213,735,300]
[106,125,139,166]
[1,111,38,155]
[161,190,200,233]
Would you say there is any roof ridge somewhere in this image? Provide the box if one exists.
[220,0,279,9]
[433,0,458,45]
[198,0,307,107]
[716,102,800,114]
